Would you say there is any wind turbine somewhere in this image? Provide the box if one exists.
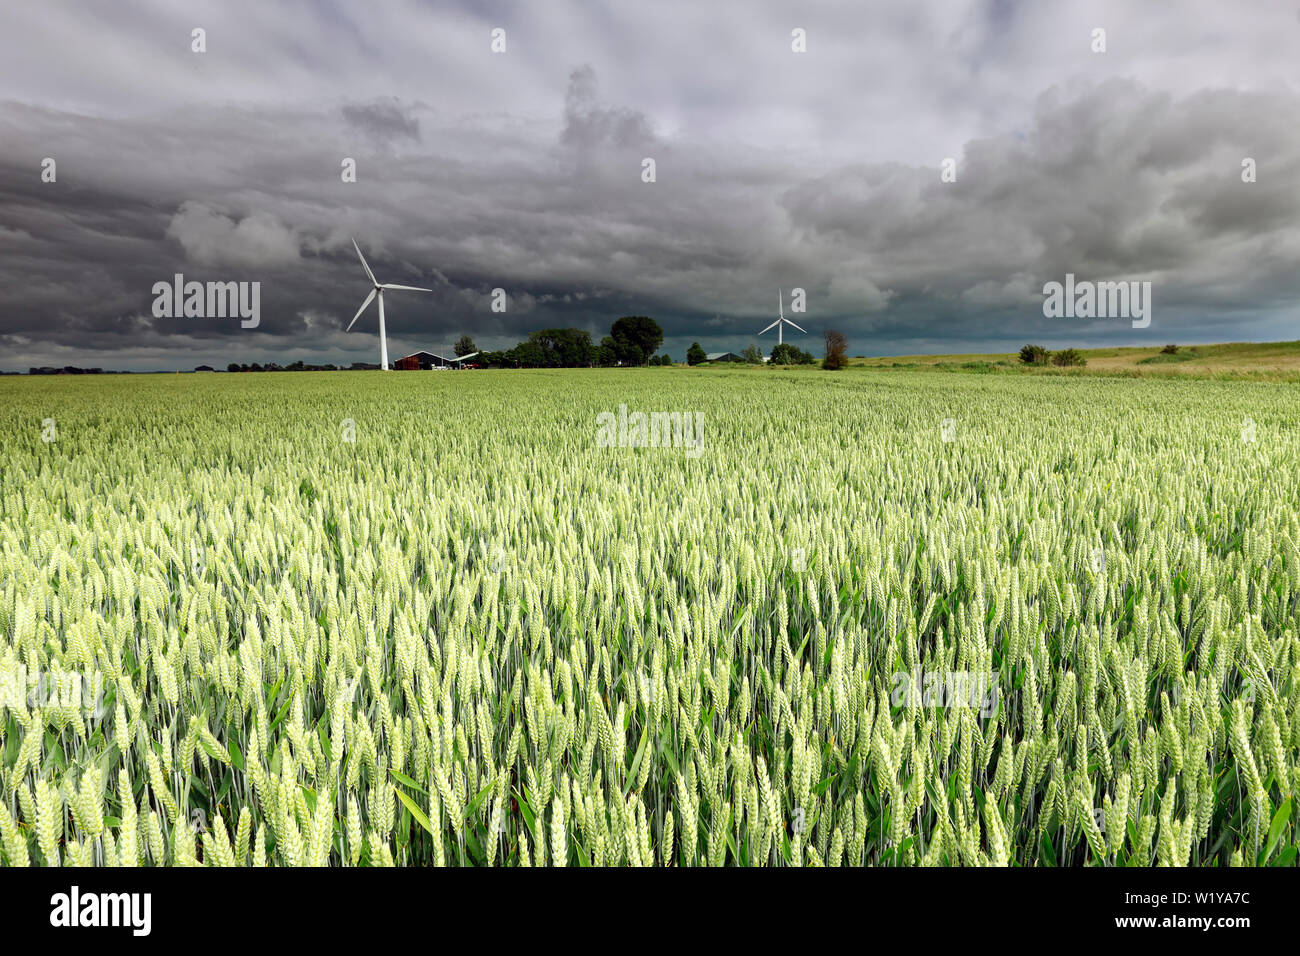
[758,289,806,346]
[346,238,432,370]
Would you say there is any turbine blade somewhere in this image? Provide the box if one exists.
[346,288,376,331]
[784,318,808,334]
[758,320,780,334]
[779,289,784,320]
[352,238,377,286]
[380,284,433,292]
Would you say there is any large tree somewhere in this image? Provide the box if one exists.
[529,328,595,366]
[454,335,478,357]
[686,342,706,366]
[507,339,546,368]
[609,316,663,365]
[596,336,619,367]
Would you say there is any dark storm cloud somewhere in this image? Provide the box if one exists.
[781,81,1300,317]
[1,1,1298,369]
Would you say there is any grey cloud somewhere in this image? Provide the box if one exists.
[782,79,1300,321]
[341,98,421,145]
[561,65,656,150]
[166,202,303,268]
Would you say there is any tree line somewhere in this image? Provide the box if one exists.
[684,331,848,370]
[474,316,671,368]
[102,318,853,375]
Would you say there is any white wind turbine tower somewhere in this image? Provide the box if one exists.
[758,289,806,346]
[346,238,432,370]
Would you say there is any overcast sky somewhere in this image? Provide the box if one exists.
[1,0,1298,370]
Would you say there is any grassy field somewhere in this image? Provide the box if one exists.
[852,340,1300,381]
[0,368,1297,866]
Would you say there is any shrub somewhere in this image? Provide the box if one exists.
[1138,349,1196,366]
[1051,348,1086,367]
[1019,344,1050,365]
[1162,344,1179,354]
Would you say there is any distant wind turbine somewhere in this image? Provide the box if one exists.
[758,289,806,346]
[346,238,432,370]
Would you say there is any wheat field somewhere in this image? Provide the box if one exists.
[0,368,1296,866]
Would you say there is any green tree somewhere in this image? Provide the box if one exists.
[770,343,815,365]
[687,342,707,366]
[609,316,663,365]
[454,335,478,357]
[596,337,618,367]
[527,328,595,366]
[505,340,544,367]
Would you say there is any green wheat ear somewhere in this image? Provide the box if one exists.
[0,801,30,867]
[34,779,62,867]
